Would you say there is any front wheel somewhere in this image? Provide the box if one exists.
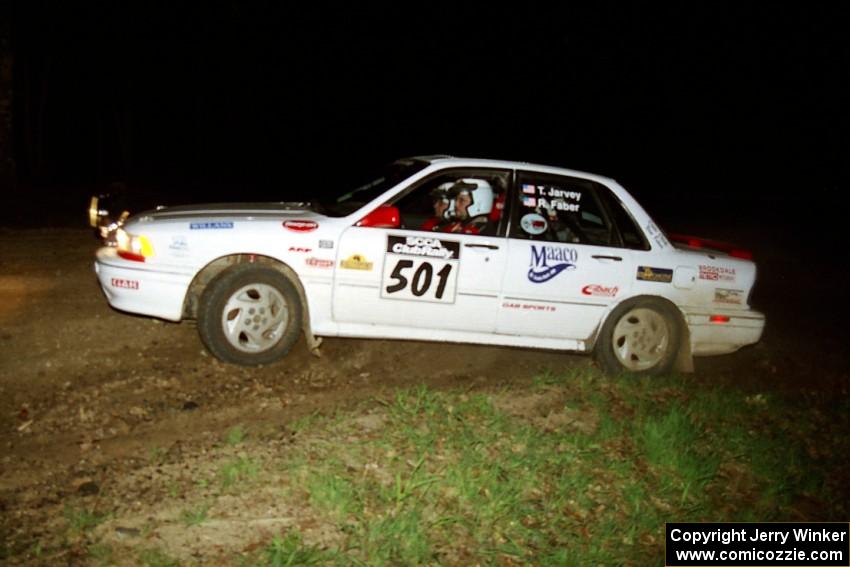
[595,297,681,375]
[197,265,302,365]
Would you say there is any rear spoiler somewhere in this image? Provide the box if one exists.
[667,233,753,260]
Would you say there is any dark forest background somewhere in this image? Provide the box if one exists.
[1,2,848,227]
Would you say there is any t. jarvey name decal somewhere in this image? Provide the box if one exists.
[381,235,460,303]
[528,245,577,283]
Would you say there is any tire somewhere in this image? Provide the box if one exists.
[595,297,681,375]
[197,265,302,366]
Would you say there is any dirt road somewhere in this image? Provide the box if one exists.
[1,227,847,563]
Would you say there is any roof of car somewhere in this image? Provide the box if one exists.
[411,155,617,185]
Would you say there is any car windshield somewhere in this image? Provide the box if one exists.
[317,159,429,217]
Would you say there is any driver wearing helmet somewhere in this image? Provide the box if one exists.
[420,182,453,231]
[441,179,494,234]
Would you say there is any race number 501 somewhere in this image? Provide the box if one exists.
[381,235,460,303]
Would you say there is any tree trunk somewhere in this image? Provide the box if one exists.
[0,0,14,190]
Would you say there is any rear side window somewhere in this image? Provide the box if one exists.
[596,187,650,250]
[510,171,615,247]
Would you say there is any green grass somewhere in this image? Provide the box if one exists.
[246,369,843,565]
[262,532,333,566]
[138,547,180,567]
[87,543,114,565]
[218,457,259,489]
[225,424,247,446]
[180,503,210,526]
[30,367,840,566]
[64,506,108,534]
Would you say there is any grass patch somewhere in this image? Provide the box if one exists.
[138,547,179,567]
[64,506,108,534]
[218,457,259,489]
[180,503,209,527]
[262,531,333,565]
[74,368,839,566]
[87,543,114,565]
[225,424,247,446]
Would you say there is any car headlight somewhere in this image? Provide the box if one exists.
[116,228,155,262]
[88,196,101,228]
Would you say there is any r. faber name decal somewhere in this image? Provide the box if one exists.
[521,184,582,212]
[528,245,577,283]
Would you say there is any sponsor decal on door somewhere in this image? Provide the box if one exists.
[381,235,460,303]
[528,245,577,283]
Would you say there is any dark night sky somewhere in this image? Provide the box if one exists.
[9,2,849,220]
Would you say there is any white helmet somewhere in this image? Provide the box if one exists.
[447,178,494,219]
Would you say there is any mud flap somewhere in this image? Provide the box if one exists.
[305,331,323,357]
[674,329,694,373]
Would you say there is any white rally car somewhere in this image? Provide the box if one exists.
[92,156,764,374]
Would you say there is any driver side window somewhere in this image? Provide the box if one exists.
[391,169,509,236]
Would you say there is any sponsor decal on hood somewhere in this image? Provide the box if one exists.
[283,220,319,232]
[190,221,233,230]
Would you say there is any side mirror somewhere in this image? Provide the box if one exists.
[356,204,400,229]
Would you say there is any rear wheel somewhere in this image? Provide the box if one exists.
[595,297,681,375]
[197,265,302,365]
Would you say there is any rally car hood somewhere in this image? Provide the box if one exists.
[138,202,318,220]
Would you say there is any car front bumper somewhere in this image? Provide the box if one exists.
[94,248,193,322]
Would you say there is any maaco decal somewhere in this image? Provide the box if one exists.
[528,245,577,283]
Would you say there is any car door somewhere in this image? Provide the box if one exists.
[332,168,511,334]
[496,171,642,340]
